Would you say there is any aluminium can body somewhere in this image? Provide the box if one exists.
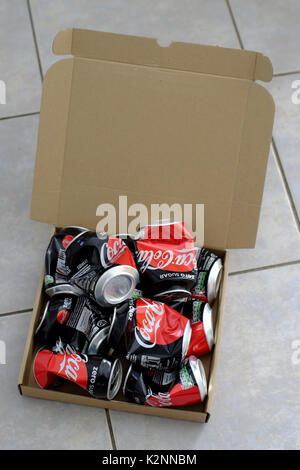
[35,294,110,355]
[123,356,207,407]
[132,222,198,299]
[107,297,192,371]
[33,342,122,400]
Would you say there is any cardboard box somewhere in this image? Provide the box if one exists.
[18,29,275,423]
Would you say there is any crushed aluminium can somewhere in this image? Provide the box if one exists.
[107,297,192,370]
[132,222,198,300]
[123,356,207,407]
[33,341,122,400]
[46,231,139,307]
[35,294,110,355]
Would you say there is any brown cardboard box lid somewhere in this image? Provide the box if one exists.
[31,28,275,250]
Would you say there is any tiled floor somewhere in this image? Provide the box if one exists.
[0,0,299,450]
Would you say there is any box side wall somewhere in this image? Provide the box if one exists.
[19,386,207,423]
[18,227,55,390]
[204,250,230,415]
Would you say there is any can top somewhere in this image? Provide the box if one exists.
[35,301,50,335]
[87,326,110,355]
[122,363,133,396]
[153,288,191,302]
[203,303,215,350]
[182,320,192,361]
[94,265,139,306]
[45,283,83,298]
[207,258,223,304]
[107,358,123,400]
[189,356,207,402]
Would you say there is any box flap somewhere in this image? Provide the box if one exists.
[53,28,273,81]
[31,28,275,250]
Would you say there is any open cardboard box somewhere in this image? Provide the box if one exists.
[18,29,275,423]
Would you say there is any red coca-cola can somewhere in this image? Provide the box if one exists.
[33,341,122,400]
[107,297,192,370]
[131,222,198,300]
[123,356,207,407]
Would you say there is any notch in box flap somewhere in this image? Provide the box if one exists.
[31,29,275,250]
[53,28,273,82]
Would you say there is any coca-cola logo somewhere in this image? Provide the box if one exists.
[134,298,188,350]
[136,243,197,273]
[55,341,88,383]
[100,237,127,268]
[146,392,173,407]
[134,299,165,349]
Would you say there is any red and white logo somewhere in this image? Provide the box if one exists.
[134,298,188,349]
[54,342,88,387]
[136,221,197,273]
[101,237,136,268]
[56,309,70,325]
[62,235,74,249]
[146,392,173,407]
[136,243,197,273]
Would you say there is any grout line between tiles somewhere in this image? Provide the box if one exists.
[273,70,300,77]
[225,0,244,49]
[229,259,300,276]
[0,308,32,318]
[0,111,40,121]
[105,409,117,450]
[272,138,300,231]
[26,0,44,81]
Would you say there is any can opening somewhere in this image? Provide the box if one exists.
[95,265,139,306]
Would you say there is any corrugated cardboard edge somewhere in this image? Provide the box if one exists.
[18,386,207,423]
[204,250,230,421]
[226,83,275,248]
[18,227,55,392]
[53,28,273,82]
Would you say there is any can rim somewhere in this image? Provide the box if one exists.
[182,319,192,361]
[122,363,133,396]
[62,225,90,233]
[107,358,123,400]
[202,303,214,350]
[63,229,92,251]
[189,356,207,402]
[153,288,191,301]
[45,284,83,297]
[94,265,139,306]
[107,307,117,345]
[35,301,50,335]
[87,326,110,355]
[207,258,223,304]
